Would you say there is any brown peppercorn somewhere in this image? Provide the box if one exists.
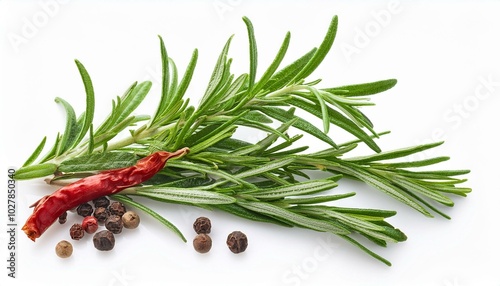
[76,203,94,217]
[193,217,211,234]
[58,211,67,224]
[226,231,248,254]
[82,216,99,234]
[193,234,212,253]
[122,211,140,229]
[93,230,115,251]
[105,215,123,234]
[93,207,109,224]
[108,201,126,217]
[92,196,110,208]
[69,223,85,240]
[55,240,73,258]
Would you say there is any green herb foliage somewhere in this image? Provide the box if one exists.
[17,16,470,265]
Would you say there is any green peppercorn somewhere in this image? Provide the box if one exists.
[193,234,212,253]
[55,240,73,258]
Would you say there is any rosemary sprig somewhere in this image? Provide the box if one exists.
[16,16,470,265]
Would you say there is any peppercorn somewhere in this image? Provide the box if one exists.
[108,201,126,217]
[105,215,123,234]
[69,223,85,240]
[82,216,99,234]
[226,231,248,254]
[55,240,73,258]
[93,230,115,251]
[93,207,110,224]
[122,211,140,229]
[92,196,110,208]
[193,217,211,234]
[193,234,212,253]
[58,211,67,224]
[76,202,94,217]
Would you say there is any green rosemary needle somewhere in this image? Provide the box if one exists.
[16,15,470,266]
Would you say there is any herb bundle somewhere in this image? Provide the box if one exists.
[16,16,470,265]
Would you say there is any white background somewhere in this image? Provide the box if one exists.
[1,1,499,285]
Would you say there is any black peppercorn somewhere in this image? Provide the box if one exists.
[105,215,123,234]
[193,234,212,253]
[58,211,67,224]
[69,223,85,240]
[193,217,211,234]
[92,196,110,208]
[226,231,248,254]
[76,203,94,217]
[93,230,115,251]
[108,201,126,217]
[93,207,109,224]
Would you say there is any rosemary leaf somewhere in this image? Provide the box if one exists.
[73,60,95,148]
[324,79,398,97]
[243,16,258,93]
[249,177,339,200]
[128,186,237,205]
[54,97,79,156]
[256,106,338,148]
[22,136,46,167]
[291,15,338,83]
[58,152,138,172]
[252,31,290,94]
[14,163,58,180]
[263,48,316,92]
[115,81,151,124]
[237,200,349,235]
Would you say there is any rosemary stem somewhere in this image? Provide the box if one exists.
[55,123,176,163]
[265,84,307,98]
[118,187,137,195]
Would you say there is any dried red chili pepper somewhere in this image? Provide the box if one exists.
[22,148,189,241]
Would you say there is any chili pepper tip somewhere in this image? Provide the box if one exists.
[22,224,38,241]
